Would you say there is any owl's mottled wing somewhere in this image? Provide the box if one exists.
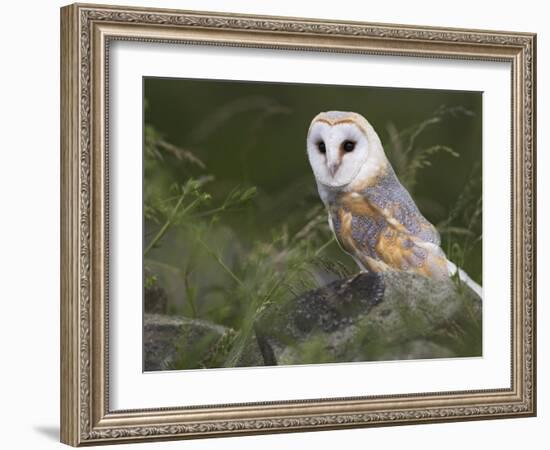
[332,170,447,278]
[363,170,441,246]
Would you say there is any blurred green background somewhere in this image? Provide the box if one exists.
[143,77,482,367]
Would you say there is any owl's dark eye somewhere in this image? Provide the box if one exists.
[317,141,326,153]
[343,140,356,152]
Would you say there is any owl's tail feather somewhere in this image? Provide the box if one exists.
[447,260,483,299]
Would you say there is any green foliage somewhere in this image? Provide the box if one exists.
[143,88,482,370]
[439,164,483,284]
[168,326,238,371]
[385,105,482,284]
[143,100,349,369]
[144,274,157,290]
[385,105,471,191]
[286,335,334,365]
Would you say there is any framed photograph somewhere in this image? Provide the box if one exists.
[60,3,536,446]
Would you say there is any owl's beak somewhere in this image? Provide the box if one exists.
[328,162,340,177]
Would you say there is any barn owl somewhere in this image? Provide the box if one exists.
[306,111,482,298]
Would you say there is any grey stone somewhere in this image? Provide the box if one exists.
[251,271,481,366]
[143,313,229,371]
[143,271,482,371]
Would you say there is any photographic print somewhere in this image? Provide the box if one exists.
[142,78,483,372]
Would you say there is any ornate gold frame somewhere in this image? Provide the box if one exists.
[60,3,536,446]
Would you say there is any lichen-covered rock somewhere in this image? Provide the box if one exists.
[144,271,482,371]
[143,313,230,371]
[251,271,481,366]
[252,272,385,365]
